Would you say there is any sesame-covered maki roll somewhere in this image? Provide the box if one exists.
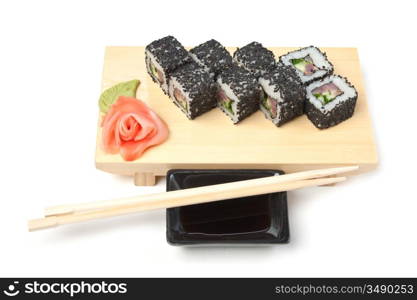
[217,65,261,124]
[145,36,192,93]
[233,42,276,77]
[190,39,233,77]
[259,65,306,126]
[168,63,217,120]
[305,75,357,129]
[280,46,334,85]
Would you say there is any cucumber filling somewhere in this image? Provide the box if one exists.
[150,62,164,84]
[261,92,277,119]
[219,90,234,115]
[312,82,343,105]
[291,55,318,76]
[174,88,188,111]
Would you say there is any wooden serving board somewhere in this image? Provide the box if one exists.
[95,47,378,186]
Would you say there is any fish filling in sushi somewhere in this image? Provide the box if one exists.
[291,55,319,76]
[173,88,188,111]
[145,54,168,90]
[219,90,234,115]
[150,63,164,83]
[150,62,164,84]
[312,82,343,105]
[260,92,278,119]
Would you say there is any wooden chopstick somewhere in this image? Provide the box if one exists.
[28,176,346,231]
[44,165,358,217]
[28,165,358,232]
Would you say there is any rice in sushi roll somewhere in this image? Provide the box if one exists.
[233,42,276,78]
[145,36,192,93]
[217,65,261,124]
[305,75,357,129]
[280,46,334,85]
[190,39,233,77]
[168,63,217,120]
[258,65,306,126]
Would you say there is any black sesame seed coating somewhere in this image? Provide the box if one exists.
[279,46,334,85]
[305,76,357,129]
[145,35,192,75]
[170,63,217,120]
[260,65,306,126]
[218,65,261,123]
[190,39,233,77]
[233,42,276,78]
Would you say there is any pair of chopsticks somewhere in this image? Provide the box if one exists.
[28,166,358,232]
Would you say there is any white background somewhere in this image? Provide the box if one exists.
[0,0,416,277]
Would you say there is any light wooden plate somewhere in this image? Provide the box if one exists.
[95,47,378,186]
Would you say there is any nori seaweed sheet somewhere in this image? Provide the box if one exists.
[218,65,261,123]
[233,42,276,78]
[190,39,233,77]
[170,63,217,120]
[305,76,357,129]
[145,35,192,84]
[279,46,334,85]
[260,65,306,126]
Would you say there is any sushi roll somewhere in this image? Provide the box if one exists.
[259,65,306,126]
[233,42,276,77]
[280,46,334,85]
[305,75,358,129]
[190,39,233,77]
[217,65,261,124]
[168,63,217,120]
[145,36,192,93]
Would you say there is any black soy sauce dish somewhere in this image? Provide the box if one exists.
[166,169,290,245]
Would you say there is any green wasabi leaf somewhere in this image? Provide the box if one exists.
[99,79,140,113]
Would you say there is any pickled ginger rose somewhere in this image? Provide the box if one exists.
[101,96,168,161]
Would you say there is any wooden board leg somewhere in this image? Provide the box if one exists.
[134,173,156,186]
